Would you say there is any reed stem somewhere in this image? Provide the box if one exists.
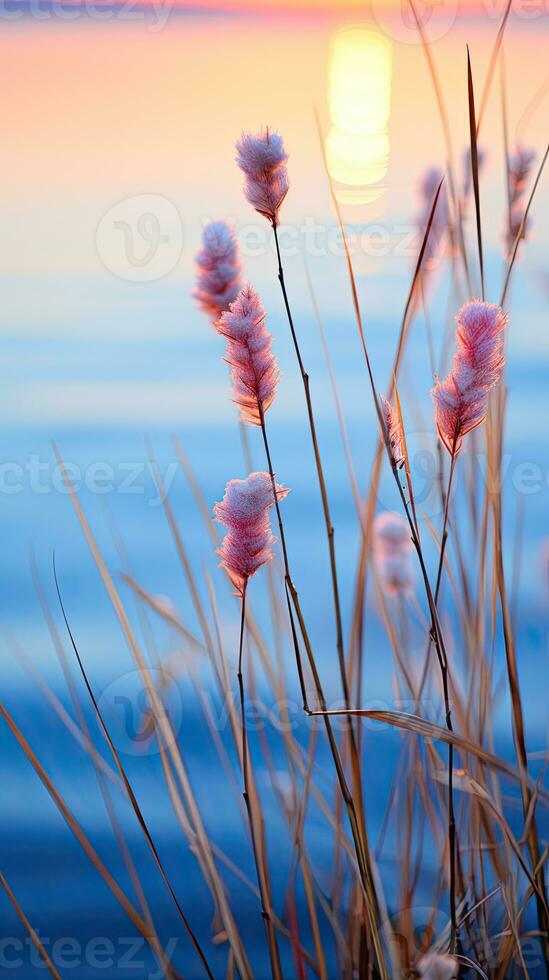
[258,402,387,979]
[237,583,283,980]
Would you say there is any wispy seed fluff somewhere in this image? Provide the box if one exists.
[216,284,279,426]
[506,143,536,252]
[372,511,414,598]
[417,952,458,980]
[214,472,289,594]
[193,221,242,321]
[431,300,508,455]
[380,395,404,468]
[235,129,289,226]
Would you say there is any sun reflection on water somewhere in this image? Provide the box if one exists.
[326,26,392,206]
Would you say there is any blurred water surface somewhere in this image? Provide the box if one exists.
[0,6,548,976]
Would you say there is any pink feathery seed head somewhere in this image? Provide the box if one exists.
[216,283,279,426]
[214,472,290,594]
[235,129,289,226]
[416,952,458,979]
[431,299,508,455]
[193,221,242,321]
[380,395,404,468]
[372,512,414,597]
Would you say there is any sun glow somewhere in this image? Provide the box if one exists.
[326,26,392,205]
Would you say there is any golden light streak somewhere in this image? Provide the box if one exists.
[326,26,392,205]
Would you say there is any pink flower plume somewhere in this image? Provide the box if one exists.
[417,952,458,979]
[193,221,242,320]
[214,471,290,594]
[215,283,279,426]
[431,299,508,455]
[373,512,414,597]
[380,395,404,468]
[235,129,289,226]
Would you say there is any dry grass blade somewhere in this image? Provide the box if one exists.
[393,177,445,378]
[407,0,454,169]
[0,870,62,980]
[500,143,549,306]
[52,556,214,980]
[304,259,364,528]
[476,0,513,136]
[392,378,419,538]
[52,443,252,979]
[467,778,547,907]
[467,45,485,299]
[121,573,204,651]
[306,707,547,794]
[0,701,159,943]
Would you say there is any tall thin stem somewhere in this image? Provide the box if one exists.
[272,223,351,715]
[257,402,388,979]
[437,449,459,951]
[391,449,458,950]
[271,222,370,884]
[237,584,283,980]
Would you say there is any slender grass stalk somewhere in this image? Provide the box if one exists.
[256,398,388,978]
[384,441,459,950]
[271,224,355,722]
[52,557,215,980]
[237,583,284,980]
[270,228,374,971]
[467,47,485,301]
[0,871,61,980]
[55,446,253,979]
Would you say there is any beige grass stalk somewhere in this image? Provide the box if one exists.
[254,398,388,977]
[29,555,164,960]
[237,584,283,980]
[54,446,252,979]
[0,871,61,980]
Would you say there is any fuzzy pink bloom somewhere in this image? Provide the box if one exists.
[431,300,508,455]
[235,129,289,226]
[380,395,404,468]
[193,221,242,320]
[214,472,290,594]
[215,283,279,426]
[373,512,414,597]
[417,952,458,979]
[506,143,536,252]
